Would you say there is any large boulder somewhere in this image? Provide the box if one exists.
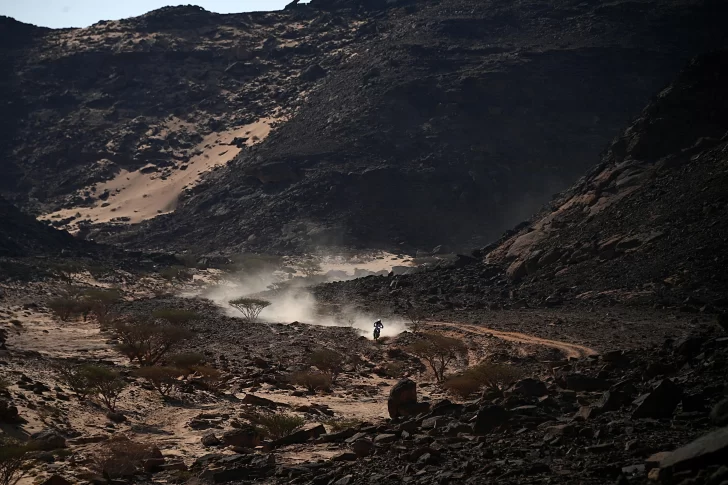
[387,379,430,419]
[632,379,682,419]
[0,399,20,423]
[659,427,728,476]
[510,378,548,397]
[271,423,326,447]
[30,430,66,451]
[472,405,510,435]
[221,426,262,449]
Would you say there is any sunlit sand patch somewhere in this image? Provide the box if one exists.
[39,117,280,231]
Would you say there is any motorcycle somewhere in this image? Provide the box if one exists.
[373,327,381,341]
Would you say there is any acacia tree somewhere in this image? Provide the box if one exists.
[229,298,271,323]
[407,333,468,382]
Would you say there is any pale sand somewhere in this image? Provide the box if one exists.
[39,117,278,230]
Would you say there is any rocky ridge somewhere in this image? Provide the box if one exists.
[316,50,728,314]
[2,0,727,253]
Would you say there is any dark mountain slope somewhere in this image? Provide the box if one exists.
[1,0,726,254]
[0,196,76,257]
[317,50,728,312]
[105,0,728,253]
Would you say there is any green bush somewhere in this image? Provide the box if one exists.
[229,298,271,323]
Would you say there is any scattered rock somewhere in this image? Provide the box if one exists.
[271,423,326,447]
[510,378,548,397]
[30,430,66,451]
[472,405,510,435]
[221,426,262,448]
[659,426,728,475]
[201,431,221,447]
[351,438,373,457]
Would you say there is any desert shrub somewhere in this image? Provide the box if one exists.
[84,365,126,412]
[56,364,95,398]
[443,362,523,399]
[246,412,305,440]
[168,352,205,372]
[50,263,82,283]
[134,366,180,397]
[405,308,425,334]
[83,288,121,325]
[321,418,363,432]
[229,298,271,323]
[159,266,193,282]
[113,318,192,366]
[92,436,160,479]
[289,371,331,393]
[47,297,79,322]
[56,364,126,411]
[297,259,322,278]
[309,349,345,383]
[192,365,226,393]
[443,374,482,399]
[407,333,468,382]
[467,362,523,391]
[0,437,28,485]
[152,308,199,325]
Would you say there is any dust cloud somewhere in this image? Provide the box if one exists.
[189,254,411,339]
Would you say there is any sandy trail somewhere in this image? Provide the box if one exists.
[428,321,599,359]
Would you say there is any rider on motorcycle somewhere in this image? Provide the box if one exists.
[373,319,384,340]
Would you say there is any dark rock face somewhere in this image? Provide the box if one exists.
[7,1,721,253]
[0,196,77,257]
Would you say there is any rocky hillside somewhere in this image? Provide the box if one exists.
[317,50,728,313]
[0,195,77,257]
[2,0,726,253]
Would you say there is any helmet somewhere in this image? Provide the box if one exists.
[374,319,381,323]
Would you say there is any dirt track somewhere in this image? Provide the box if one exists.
[428,321,599,359]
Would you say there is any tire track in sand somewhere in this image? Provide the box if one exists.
[428,321,599,359]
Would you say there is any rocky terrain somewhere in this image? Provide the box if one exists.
[2,1,728,485]
[317,49,728,315]
[2,0,728,252]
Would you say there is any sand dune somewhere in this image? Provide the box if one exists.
[40,118,278,231]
